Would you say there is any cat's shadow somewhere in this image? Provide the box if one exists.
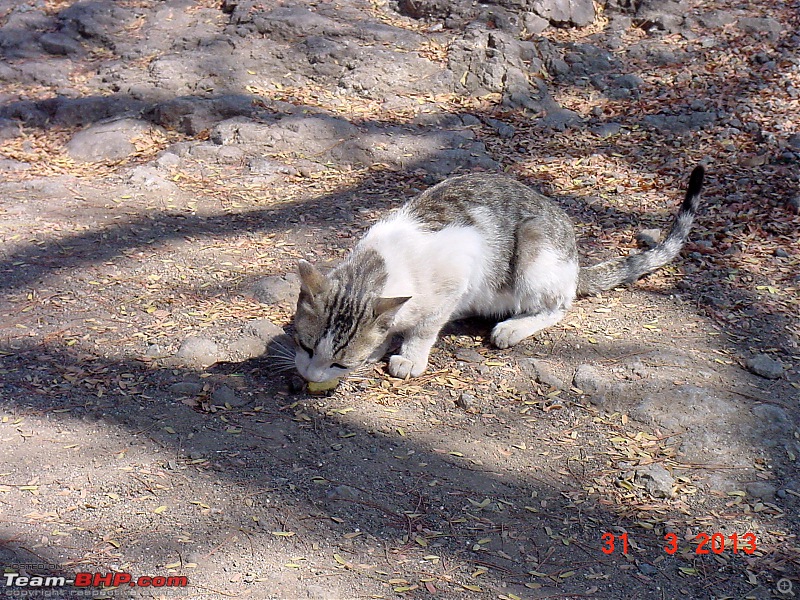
[204,319,497,386]
[440,317,495,339]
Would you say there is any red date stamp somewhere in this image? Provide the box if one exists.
[601,532,757,556]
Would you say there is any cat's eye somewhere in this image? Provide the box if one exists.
[298,341,314,357]
[331,362,349,370]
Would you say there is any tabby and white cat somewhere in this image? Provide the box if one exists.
[293,166,705,382]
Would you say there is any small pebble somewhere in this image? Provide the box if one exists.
[169,381,204,396]
[456,392,476,410]
[745,481,777,501]
[289,375,306,393]
[745,354,784,380]
[638,563,658,576]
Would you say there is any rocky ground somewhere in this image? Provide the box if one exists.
[1,0,799,599]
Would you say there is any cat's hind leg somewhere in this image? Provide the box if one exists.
[491,308,567,349]
[490,220,577,349]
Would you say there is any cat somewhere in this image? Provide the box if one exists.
[293,165,705,382]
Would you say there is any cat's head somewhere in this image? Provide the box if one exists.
[293,260,409,382]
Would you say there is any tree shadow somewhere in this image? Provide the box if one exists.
[1,333,796,598]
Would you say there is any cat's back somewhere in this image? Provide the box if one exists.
[405,173,559,230]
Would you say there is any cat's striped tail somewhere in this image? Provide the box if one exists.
[576,165,705,297]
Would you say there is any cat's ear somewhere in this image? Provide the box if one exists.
[298,260,328,296]
[373,296,410,320]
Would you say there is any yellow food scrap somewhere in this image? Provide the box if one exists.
[307,379,340,394]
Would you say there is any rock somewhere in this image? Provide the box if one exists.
[396,0,451,19]
[643,112,717,133]
[698,10,736,28]
[0,159,31,174]
[39,32,84,55]
[573,364,605,394]
[754,401,791,424]
[788,133,800,149]
[51,96,148,127]
[611,73,643,91]
[244,318,286,343]
[527,358,567,390]
[774,248,789,258]
[531,0,596,27]
[565,44,619,77]
[184,143,247,165]
[127,165,179,193]
[327,484,360,501]
[703,473,740,494]
[591,122,622,138]
[0,118,21,142]
[397,0,594,28]
[212,385,247,407]
[745,482,777,502]
[155,152,181,170]
[483,117,515,139]
[66,118,159,162]
[636,228,662,248]
[788,196,800,215]
[454,348,483,363]
[250,274,300,305]
[60,1,130,43]
[635,464,674,498]
[631,0,686,33]
[522,12,550,34]
[169,381,205,396]
[228,335,267,360]
[745,354,784,379]
[448,28,541,106]
[148,95,258,135]
[175,336,223,368]
[248,158,297,178]
[749,402,791,449]
[638,563,658,576]
[456,392,477,411]
[0,9,53,59]
[623,359,650,379]
[144,344,170,358]
[737,17,783,40]
[18,60,73,88]
[537,39,570,78]
[632,385,737,432]
[538,108,583,131]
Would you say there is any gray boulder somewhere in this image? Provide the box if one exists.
[66,118,161,162]
[39,32,84,55]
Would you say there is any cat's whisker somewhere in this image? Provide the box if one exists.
[273,343,294,351]
[268,356,296,368]
[269,351,294,360]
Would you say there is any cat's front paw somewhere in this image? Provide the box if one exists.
[388,354,427,379]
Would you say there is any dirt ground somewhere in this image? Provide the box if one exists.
[1,0,799,599]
